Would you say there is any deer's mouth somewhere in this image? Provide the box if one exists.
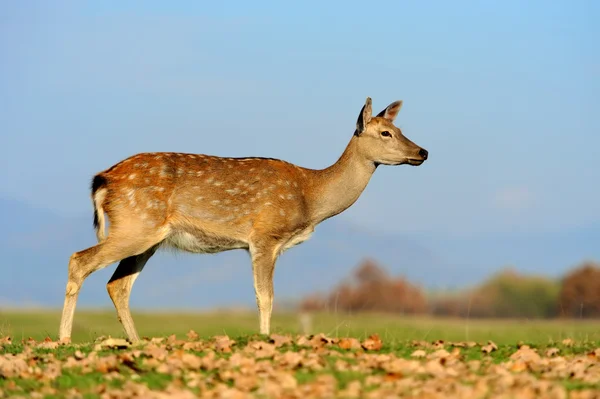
[406,158,425,166]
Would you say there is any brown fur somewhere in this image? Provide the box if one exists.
[58,97,428,342]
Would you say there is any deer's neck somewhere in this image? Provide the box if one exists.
[307,136,376,225]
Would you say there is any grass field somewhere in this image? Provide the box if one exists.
[1,309,600,345]
[1,310,599,398]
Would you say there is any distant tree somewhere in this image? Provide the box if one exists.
[299,293,326,312]
[559,262,600,318]
[470,268,559,318]
[301,258,427,314]
[430,268,560,319]
[354,258,388,285]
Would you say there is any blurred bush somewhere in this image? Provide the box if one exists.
[430,268,560,318]
[559,261,600,318]
[300,259,427,314]
[301,259,600,319]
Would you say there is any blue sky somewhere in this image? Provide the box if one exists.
[1,0,598,238]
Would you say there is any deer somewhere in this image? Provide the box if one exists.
[58,97,428,343]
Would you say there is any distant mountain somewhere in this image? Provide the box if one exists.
[0,197,598,310]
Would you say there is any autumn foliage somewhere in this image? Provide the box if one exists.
[301,259,600,319]
[430,268,560,319]
[300,259,427,315]
[559,261,600,318]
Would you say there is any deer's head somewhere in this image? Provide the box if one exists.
[355,97,428,166]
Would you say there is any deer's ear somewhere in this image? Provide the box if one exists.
[376,100,403,122]
[355,97,372,135]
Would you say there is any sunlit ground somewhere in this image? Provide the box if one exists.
[1,309,599,345]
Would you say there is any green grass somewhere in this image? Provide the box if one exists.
[1,308,600,345]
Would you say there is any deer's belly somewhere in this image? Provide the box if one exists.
[164,230,247,254]
[281,226,314,252]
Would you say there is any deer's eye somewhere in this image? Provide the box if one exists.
[380,131,392,137]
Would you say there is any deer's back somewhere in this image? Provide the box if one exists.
[97,152,313,252]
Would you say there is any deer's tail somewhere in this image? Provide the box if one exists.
[91,174,108,242]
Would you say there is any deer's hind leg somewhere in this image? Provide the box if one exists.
[59,225,168,343]
[106,245,158,343]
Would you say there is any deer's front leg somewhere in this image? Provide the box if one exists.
[250,242,278,335]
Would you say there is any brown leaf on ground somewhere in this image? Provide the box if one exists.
[181,353,202,370]
[561,338,574,347]
[432,339,445,349]
[295,335,311,347]
[185,330,199,341]
[213,335,236,353]
[510,360,528,373]
[586,348,600,360]
[510,345,541,364]
[482,340,498,354]
[411,349,427,358]
[0,355,29,378]
[166,334,177,344]
[427,349,452,360]
[338,337,362,350]
[233,374,258,392]
[95,355,120,374]
[143,344,169,361]
[4,333,600,398]
[94,338,131,351]
[37,338,60,350]
[361,334,383,351]
[546,348,560,357]
[277,351,303,369]
[269,334,292,348]
[244,341,277,359]
[308,333,335,349]
[339,380,362,398]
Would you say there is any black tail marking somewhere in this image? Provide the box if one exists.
[91,175,107,229]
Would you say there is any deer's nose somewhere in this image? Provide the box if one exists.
[419,148,428,160]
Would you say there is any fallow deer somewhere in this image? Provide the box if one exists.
[58,97,428,343]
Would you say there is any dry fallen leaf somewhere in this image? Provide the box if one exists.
[339,380,362,398]
[432,339,445,349]
[338,337,361,350]
[361,334,383,351]
[244,341,277,359]
[185,330,199,341]
[510,360,528,373]
[482,340,498,354]
[561,338,574,347]
[308,333,335,349]
[586,348,600,360]
[277,351,303,369]
[213,335,236,353]
[546,348,560,357]
[0,355,29,378]
[94,338,131,351]
[269,334,292,348]
[411,350,427,358]
[3,332,600,399]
